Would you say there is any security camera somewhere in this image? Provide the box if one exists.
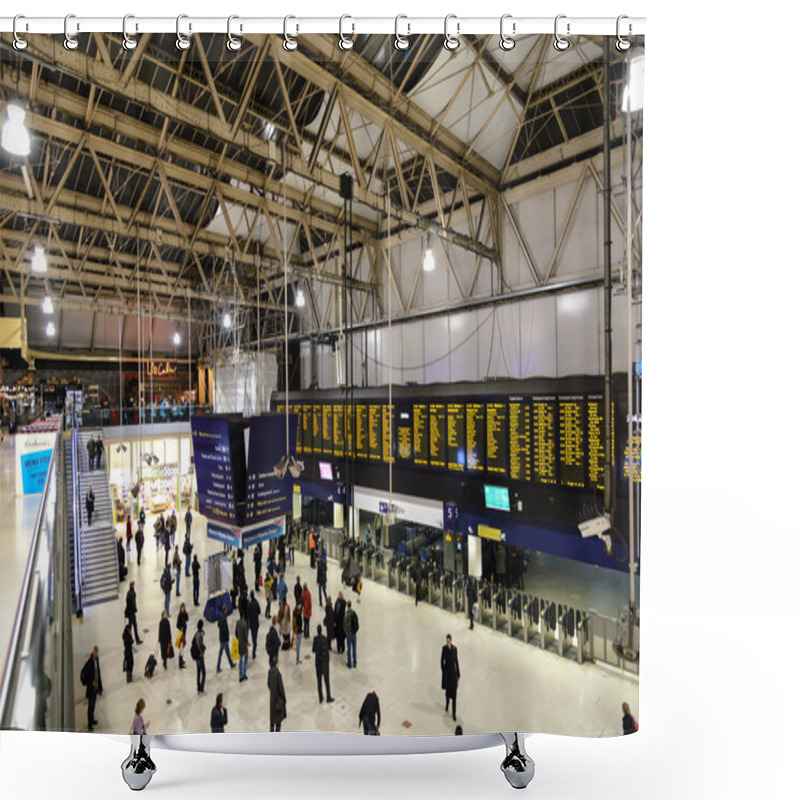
[578,514,611,539]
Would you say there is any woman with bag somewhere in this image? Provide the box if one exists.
[122,623,134,684]
[622,702,638,734]
[176,603,189,669]
[131,698,149,735]
[158,610,173,670]
[292,602,303,665]
[277,600,292,650]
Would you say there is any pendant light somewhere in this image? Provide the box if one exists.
[173,330,181,346]
[45,321,56,337]
[222,311,232,329]
[41,292,54,315]
[423,234,436,272]
[31,245,47,273]
[1,104,31,157]
[296,288,305,308]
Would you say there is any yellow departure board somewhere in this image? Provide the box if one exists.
[396,407,413,461]
[508,397,530,482]
[321,404,333,455]
[447,403,465,472]
[344,405,353,457]
[301,404,312,453]
[623,433,642,483]
[413,403,429,466]
[312,405,322,453]
[332,404,344,457]
[466,402,485,472]
[532,397,557,484]
[587,395,614,489]
[429,403,446,469]
[558,396,585,488]
[368,405,382,461]
[382,404,394,463]
[486,402,508,476]
[356,404,369,460]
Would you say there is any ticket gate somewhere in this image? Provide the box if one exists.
[492,586,509,632]
[506,590,525,639]
[539,599,556,651]
[426,565,441,606]
[522,594,537,644]
[478,579,492,626]
[387,555,399,590]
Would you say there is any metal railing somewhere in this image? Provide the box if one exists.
[0,414,75,730]
[71,427,83,616]
[587,610,640,676]
[79,404,214,428]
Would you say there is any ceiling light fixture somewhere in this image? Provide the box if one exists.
[296,288,305,308]
[31,245,47,273]
[173,330,181,346]
[423,235,436,272]
[42,293,54,314]
[222,311,232,329]
[622,48,645,113]
[45,321,56,337]
[1,104,31,157]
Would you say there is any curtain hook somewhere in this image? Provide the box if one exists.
[553,14,570,51]
[443,14,460,52]
[283,16,298,51]
[122,15,138,51]
[12,15,28,51]
[394,15,410,51]
[176,14,192,51]
[499,14,516,51]
[64,14,79,51]
[339,15,355,51]
[227,15,242,51]
[616,15,632,51]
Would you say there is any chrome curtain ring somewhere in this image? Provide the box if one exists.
[553,14,570,51]
[394,15,410,51]
[616,15,632,51]
[283,16,298,51]
[122,15,138,51]
[176,14,191,51]
[443,14,460,52]
[12,15,28,51]
[499,14,516,51]
[339,15,355,51]
[64,14,79,51]
[227,15,242,51]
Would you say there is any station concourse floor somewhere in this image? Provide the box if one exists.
[70,512,639,740]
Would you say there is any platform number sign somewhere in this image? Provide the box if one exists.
[444,501,459,529]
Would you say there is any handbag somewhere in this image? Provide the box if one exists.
[231,637,239,661]
[167,641,174,659]
[175,631,184,649]
[122,658,128,673]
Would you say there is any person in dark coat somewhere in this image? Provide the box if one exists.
[158,610,172,670]
[358,690,380,735]
[85,487,95,526]
[312,624,334,704]
[216,604,234,672]
[293,575,303,607]
[182,533,193,578]
[135,523,145,566]
[334,591,346,654]
[95,436,105,469]
[184,508,193,539]
[125,581,143,644]
[622,702,638,734]
[247,591,261,659]
[238,585,249,620]
[176,603,189,669]
[192,620,206,695]
[210,693,227,732]
[466,579,477,630]
[441,634,461,722]
[323,596,335,650]
[117,537,126,581]
[192,554,201,606]
[160,565,173,617]
[254,542,263,591]
[80,646,103,731]
[265,616,281,663]
[86,437,96,471]
[122,624,134,684]
[316,557,328,607]
[268,656,287,732]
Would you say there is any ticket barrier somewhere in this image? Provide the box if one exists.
[507,590,525,639]
[522,594,538,644]
[452,575,464,616]
[387,555,399,590]
[427,565,441,605]
[399,557,410,594]
[576,610,589,664]
[556,605,578,658]
[492,587,509,632]
[539,599,556,652]
[478,580,492,627]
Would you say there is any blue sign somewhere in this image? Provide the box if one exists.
[206,521,241,548]
[191,417,239,524]
[241,517,286,548]
[444,501,460,528]
[21,449,53,494]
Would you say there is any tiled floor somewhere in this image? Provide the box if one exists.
[70,513,638,739]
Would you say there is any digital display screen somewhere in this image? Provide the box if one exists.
[321,404,333,455]
[447,402,465,472]
[395,405,413,463]
[532,397,558,485]
[312,404,322,453]
[484,484,510,512]
[319,461,333,481]
[558,396,585,488]
[413,403,429,466]
[382,404,394,463]
[587,395,613,489]
[368,405,382,461]
[429,403,447,469]
[465,402,485,473]
[332,404,344,457]
[486,401,508,476]
[356,404,369,460]
[508,397,531,482]
[301,405,312,454]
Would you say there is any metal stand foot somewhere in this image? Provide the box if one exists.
[500,733,534,790]
[121,735,157,791]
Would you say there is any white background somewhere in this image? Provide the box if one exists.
[2,1,799,798]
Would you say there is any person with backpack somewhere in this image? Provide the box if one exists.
[85,487,95,527]
[344,600,359,669]
[158,610,173,670]
[358,690,380,736]
[160,520,170,568]
[160,565,173,617]
[125,581,144,644]
[192,554,201,606]
[247,591,261,659]
[268,656,287,732]
[182,533,193,578]
[86,436,96,471]
[135,522,145,566]
[80,646,103,731]
[216,604,235,673]
[176,602,189,669]
[190,620,206,694]
[172,546,182,597]
[312,624,335,704]
[622,702,638,734]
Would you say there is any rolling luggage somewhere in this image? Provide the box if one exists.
[144,651,157,679]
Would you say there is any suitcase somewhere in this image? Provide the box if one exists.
[144,654,157,679]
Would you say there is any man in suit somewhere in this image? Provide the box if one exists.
[312,624,335,704]
[247,590,261,659]
[358,690,381,735]
[80,646,103,731]
[125,581,144,644]
[268,656,287,732]
[441,634,461,722]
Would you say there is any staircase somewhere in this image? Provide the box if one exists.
[74,429,119,607]
[63,433,77,610]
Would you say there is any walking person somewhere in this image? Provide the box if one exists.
[268,656,287,732]
[277,573,288,606]
[158,610,172,670]
[309,529,316,568]
[622,702,638,735]
[466,579,477,631]
[216,605,235,672]
[125,516,133,558]
[358,690,381,736]
[125,581,144,644]
[293,575,303,608]
[344,600,359,669]
[302,582,312,638]
[192,554,201,606]
[86,436,96,471]
[80,646,103,732]
[117,537,127,581]
[211,693,228,732]
[334,592,346,654]
[131,698,149,735]
[169,509,178,550]
[292,602,304,665]
[235,610,249,682]
[247,591,261,659]
[184,507,192,540]
[160,565,173,617]
[172,546,182,597]
[182,533,192,578]
[316,556,328,607]
[441,634,461,722]
[95,436,105,470]
[278,600,292,650]
[85,487,95,526]
[324,596,335,651]
[176,603,189,669]
[135,522,144,566]
[288,529,295,566]
[161,524,171,568]
[254,542,263,591]
[312,624,335,704]
[122,623,134,684]
[266,616,282,664]
[191,620,206,694]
